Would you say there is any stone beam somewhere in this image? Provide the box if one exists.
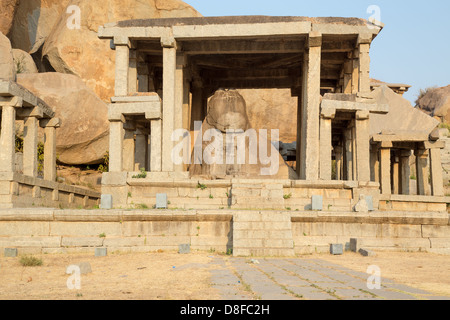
[108,102,162,121]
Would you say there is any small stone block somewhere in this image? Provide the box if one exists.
[100,194,113,209]
[178,244,190,254]
[311,195,323,211]
[345,242,351,252]
[156,193,168,209]
[4,248,18,257]
[95,248,107,257]
[359,248,376,257]
[350,238,358,252]
[330,244,343,255]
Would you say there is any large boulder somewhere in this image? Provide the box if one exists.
[369,85,439,136]
[9,0,70,53]
[0,0,20,36]
[12,49,39,74]
[0,32,16,81]
[42,0,202,101]
[416,85,450,122]
[16,73,109,165]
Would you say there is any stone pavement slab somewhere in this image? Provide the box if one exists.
[207,256,449,301]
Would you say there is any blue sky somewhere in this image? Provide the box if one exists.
[184,0,450,104]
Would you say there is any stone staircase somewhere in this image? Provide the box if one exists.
[233,211,295,257]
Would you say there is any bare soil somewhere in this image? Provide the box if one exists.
[0,251,449,300]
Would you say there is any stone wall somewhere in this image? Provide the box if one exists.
[0,209,449,256]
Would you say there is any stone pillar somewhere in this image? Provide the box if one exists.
[399,150,411,195]
[190,79,205,130]
[137,62,149,92]
[128,49,137,95]
[174,54,187,173]
[334,146,343,180]
[150,119,162,172]
[392,153,400,195]
[344,127,353,181]
[343,53,353,94]
[415,149,431,196]
[358,34,372,94]
[296,94,303,178]
[109,120,124,173]
[355,110,370,181]
[161,36,177,172]
[370,144,380,183]
[122,121,136,172]
[429,148,444,196]
[114,37,130,96]
[0,105,16,173]
[351,47,359,94]
[23,116,39,177]
[41,118,61,182]
[300,32,322,180]
[319,108,335,180]
[135,128,148,172]
[380,143,392,195]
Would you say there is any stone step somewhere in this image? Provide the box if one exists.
[232,211,295,257]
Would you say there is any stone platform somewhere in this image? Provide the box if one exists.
[0,208,448,257]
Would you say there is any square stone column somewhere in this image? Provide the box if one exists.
[343,53,353,94]
[0,105,17,173]
[134,128,148,172]
[40,118,61,182]
[161,37,177,173]
[109,120,124,172]
[415,149,431,196]
[114,36,130,96]
[344,127,354,181]
[399,150,411,195]
[137,62,149,92]
[355,110,370,181]
[429,148,444,196]
[150,119,162,172]
[319,109,335,180]
[380,143,392,195]
[128,49,137,95]
[370,144,380,183]
[392,153,400,195]
[334,146,343,180]
[190,79,206,131]
[351,47,359,94]
[122,121,136,172]
[23,116,39,177]
[358,34,372,94]
[175,53,188,172]
[300,32,322,181]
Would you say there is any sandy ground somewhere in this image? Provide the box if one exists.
[0,250,449,300]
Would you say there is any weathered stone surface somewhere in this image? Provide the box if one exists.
[12,49,38,74]
[0,0,19,36]
[416,85,450,123]
[16,73,109,165]
[42,0,201,101]
[9,0,69,53]
[239,89,298,144]
[190,89,294,179]
[0,32,16,81]
[369,85,439,136]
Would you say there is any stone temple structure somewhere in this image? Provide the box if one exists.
[0,15,448,258]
